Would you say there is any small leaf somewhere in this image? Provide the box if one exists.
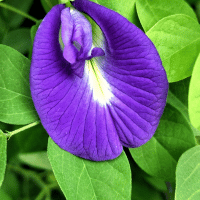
[136,0,197,32]
[0,44,39,125]
[189,53,200,131]
[147,14,200,82]
[0,130,7,187]
[175,146,200,200]
[48,138,131,200]
[19,151,52,170]
[130,104,195,181]
[2,28,31,54]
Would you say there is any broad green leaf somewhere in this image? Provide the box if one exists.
[48,138,131,200]
[189,53,200,131]
[0,44,39,125]
[91,0,140,27]
[19,152,52,170]
[40,0,58,13]
[0,130,7,188]
[175,146,200,200]
[1,0,34,28]
[2,28,31,54]
[136,0,197,32]
[144,176,167,192]
[0,190,12,200]
[130,104,195,181]
[168,78,200,136]
[147,14,200,82]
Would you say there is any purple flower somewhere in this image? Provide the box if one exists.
[30,0,168,161]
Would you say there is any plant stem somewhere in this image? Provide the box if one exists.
[6,121,40,138]
[0,2,38,23]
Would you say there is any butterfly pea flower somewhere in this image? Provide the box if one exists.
[30,0,168,161]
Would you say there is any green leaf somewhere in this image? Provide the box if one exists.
[168,78,200,136]
[30,20,42,42]
[19,151,52,170]
[169,77,190,107]
[40,0,58,13]
[48,138,131,200]
[136,0,197,32]
[0,44,39,125]
[132,177,164,200]
[0,130,7,188]
[1,0,34,28]
[130,104,195,182]
[144,176,167,192]
[189,53,200,132]
[0,17,7,43]
[2,28,31,54]
[147,14,200,82]
[91,0,140,27]
[1,170,20,199]
[175,146,200,200]
[0,190,12,200]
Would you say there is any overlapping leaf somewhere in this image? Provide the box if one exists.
[0,45,38,124]
[48,138,131,200]
[2,28,31,54]
[189,53,200,131]
[136,0,197,32]
[1,0,34,28]
[147,14,200,82]
[130,104,195,181]
[176,146,200,200]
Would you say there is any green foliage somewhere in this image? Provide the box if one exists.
[147,14,200,82]
[0,190,12,200]
[0,45,38,125]
[189,53,200,131]
[0,0,200,199]
[0,130,7,188]
[1,0,34,28]
[1,171,20,199]
[14,124,48,153]
[132,177,164,200]
[130,104,195,182]
[48,138,131,200]
[91,0,140,26]
[19,151,52,170]
[136,0,197,32]
[175,146,200,199]
[2,28,31,54]
[0,17,7,43]
[40,0,58,13]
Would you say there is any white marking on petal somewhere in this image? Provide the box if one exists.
[85,59,113,105]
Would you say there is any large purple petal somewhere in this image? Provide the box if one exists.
[30,1,168,161]
[30,4,122,161]
[72,0,168,147]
